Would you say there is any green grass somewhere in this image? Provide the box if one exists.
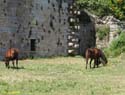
[0,56,125,95]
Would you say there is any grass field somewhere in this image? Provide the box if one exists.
[0,56,125,95]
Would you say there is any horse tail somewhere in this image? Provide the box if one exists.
[85,49,91,59]
[85,49,92,69]
[85,49,88,69]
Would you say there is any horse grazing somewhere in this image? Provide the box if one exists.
[4,48,19,68]
[85,48,107,69]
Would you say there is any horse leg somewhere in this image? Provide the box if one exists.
[96,58,99,68]
[5,59,10,69]
[12,60,15,67]
[95,58,99,68]
[93,59,96,68]
[5,60,8,68]
[7,61,10,69]
[86,58,88,69]
[16,59,18,68]
[90,59,93,69]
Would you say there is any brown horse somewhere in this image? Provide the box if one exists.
[85,48,107,69]
[5,48,19,68]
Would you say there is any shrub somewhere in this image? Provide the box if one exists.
[104,32,125,57]
[110,32,125,50]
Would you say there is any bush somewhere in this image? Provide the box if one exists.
[110,32,125,50]
[104,32,125,57]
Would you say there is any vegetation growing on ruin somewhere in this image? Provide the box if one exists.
[96,25,110,40]
[77,0,125,20]
[105,32,125,57]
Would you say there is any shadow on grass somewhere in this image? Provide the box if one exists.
[10,66,25,70]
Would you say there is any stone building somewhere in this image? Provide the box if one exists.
[96,16,125,49]
[0,0,96,59]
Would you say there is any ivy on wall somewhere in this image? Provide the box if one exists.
[96,25,110,40]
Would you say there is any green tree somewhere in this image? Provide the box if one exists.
[76,0,112,17]
[110,0,125,20]
[76,0,125,20]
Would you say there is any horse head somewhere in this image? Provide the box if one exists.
[100,51,108,66]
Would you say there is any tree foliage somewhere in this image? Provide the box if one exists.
[76,0,112,17]
[110,0,125,20]
[76,0,125,20]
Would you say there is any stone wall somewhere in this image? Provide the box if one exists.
[96,16,125,49]
[67,9,96,56]
[0,0,96,59]
[0,0,71,59]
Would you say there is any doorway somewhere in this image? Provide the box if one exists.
[30,39,36,51]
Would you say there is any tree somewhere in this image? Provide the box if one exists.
[110,0,125,20]
[76,0,112,17]
[76,0,125,20]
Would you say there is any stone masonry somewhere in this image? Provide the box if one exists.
[0,0,96,59]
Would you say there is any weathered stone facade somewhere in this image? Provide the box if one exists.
[0,0,96,59]
[96,16,125,49]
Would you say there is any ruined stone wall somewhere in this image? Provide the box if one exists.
[67,9,96,56]
[0,0,96,59]
[96,16,125,49]
[0,0,71,59]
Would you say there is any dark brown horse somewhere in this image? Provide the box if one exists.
[5,48,19,68]
[85,48,107,69]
